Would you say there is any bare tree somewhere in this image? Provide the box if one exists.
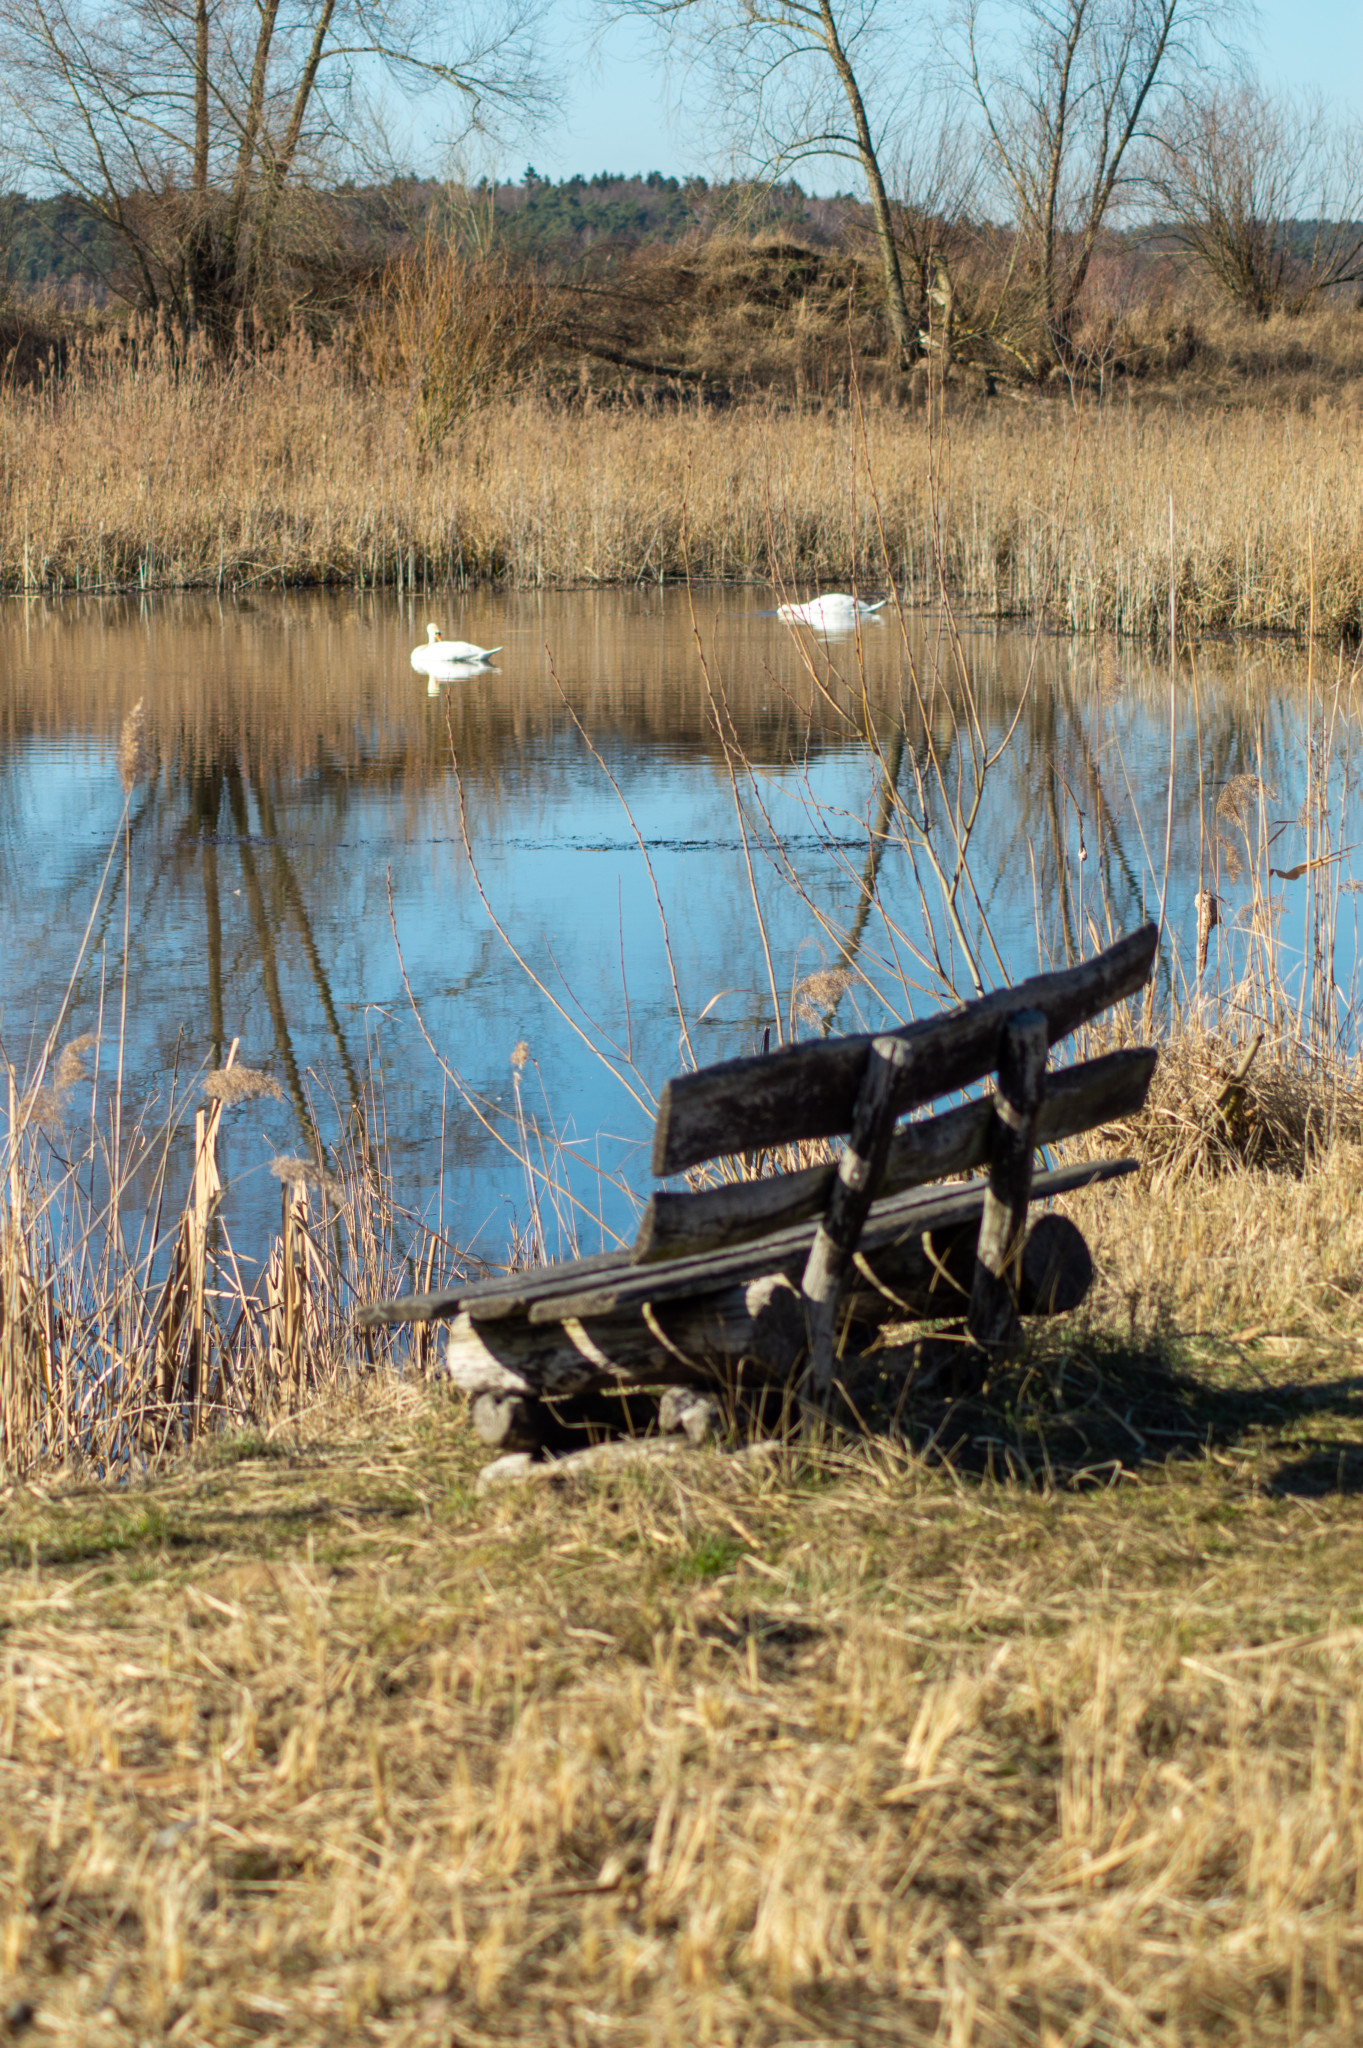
[950,0,1234,370]
[612,0,932,364]
[1145,85,1363,317]
[0,0,552,337]
[885,101,981,366]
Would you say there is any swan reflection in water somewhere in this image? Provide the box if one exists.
[424,658,501,696]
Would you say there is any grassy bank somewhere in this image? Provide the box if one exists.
[8,991,1363,2040]
[3,326,1362,635]
[7,1304,1363,2043]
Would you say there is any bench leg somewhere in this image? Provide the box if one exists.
[801,1034,908,1408]
[968,1009,1048,1357]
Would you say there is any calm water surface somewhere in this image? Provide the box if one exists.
[0,590,1355,1266]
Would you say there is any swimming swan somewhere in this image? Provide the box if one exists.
[412,623,503,674]
[777,593,887,629]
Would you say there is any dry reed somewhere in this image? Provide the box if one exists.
[3,323,1362,634]
[0,1038,456,1481]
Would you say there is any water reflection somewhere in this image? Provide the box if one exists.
[0,589,1355,1262]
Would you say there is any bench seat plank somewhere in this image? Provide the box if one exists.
[354,1156,1134,1335]
[526,1159,1132,1321]
[442,1161,1134,1401]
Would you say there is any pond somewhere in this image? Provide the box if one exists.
[0,589,1356,1272]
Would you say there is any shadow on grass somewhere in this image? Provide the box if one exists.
[1,1486,428,1570]
[843,1333,1363,1496]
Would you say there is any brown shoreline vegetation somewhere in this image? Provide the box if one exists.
[1,277,1362,637]
[6,1202,1363,2041]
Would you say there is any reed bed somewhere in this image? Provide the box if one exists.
[0,710,457,1480]
[3,326,1363,635]
[0,1033,450,1478]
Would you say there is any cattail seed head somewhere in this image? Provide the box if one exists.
[270,1155,345,1203]
[117,699,155,792]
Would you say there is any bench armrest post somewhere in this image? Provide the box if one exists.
[801,1034,909,1408]
[968,1009,1048,1357]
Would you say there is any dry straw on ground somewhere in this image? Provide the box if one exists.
[1075,1023,1363,1185]
[6,1326,1363,2046]
[7,985,1363,2043]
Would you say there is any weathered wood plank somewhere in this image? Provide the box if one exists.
[476,1437,787,1494]
[967,1010,1047,1354]
[801,1035,910,1405]
[525,1160,1123,1325]
[360,1155,1135,1335]
[440,1187,1121,1409]
[633,1045,1156,1264]
[482,1179,991,1329]
[355,1246,624,1330]
[651,923,1157,1176]
[477,1435,703,1493]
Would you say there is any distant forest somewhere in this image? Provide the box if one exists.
[1,172,863,302]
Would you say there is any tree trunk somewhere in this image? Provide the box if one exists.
[194,0,210,191]
[817,0,914,364]
[241,0,338,317]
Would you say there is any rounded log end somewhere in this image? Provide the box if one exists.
[471,1393,545,1452]
[476,1453,538,1494]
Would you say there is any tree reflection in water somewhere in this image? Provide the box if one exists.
[0,589,1351,1260]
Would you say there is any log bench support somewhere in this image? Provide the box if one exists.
[968,1008,1048,1358]
[805,1007,1060,1404]
[801,1035,910,1405]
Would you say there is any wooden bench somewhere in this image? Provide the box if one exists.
[359,924,1159,1455]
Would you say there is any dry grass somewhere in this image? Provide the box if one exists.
[8,1309,1363,2044]
[0,1024,455,1480]
[359,238,553,448]
[1074,1024,1363,1184]
[568,234,1363,407]
[3,321,1363,634]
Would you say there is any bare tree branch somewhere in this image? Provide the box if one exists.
[0,0,555,334]
[946,0,1241,369]
[1145,85,1363,317]
[605,0,934,364]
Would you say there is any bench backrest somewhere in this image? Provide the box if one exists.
[633,922,1159,1266]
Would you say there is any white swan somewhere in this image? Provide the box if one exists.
[411,623,503,674]
[776,593,888,629]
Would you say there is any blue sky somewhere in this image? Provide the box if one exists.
[518,0,1362,188]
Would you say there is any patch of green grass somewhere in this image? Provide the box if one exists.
[199,1430,286,1468]
[3,1501,173,1568]
[673,1532,745,1582]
